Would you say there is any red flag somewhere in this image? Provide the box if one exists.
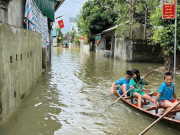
[58,19,64,28]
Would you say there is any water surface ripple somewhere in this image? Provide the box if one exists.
[0,46,180,135]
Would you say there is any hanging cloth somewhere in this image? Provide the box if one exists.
[24,0,49,47]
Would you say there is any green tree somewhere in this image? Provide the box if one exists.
[77,0,118,43]
[103,0,160,38]
[64,32,70,41]
[69,28,77,43]
[80,0,160,39]
[74,34,80,46]
[150,5,180,55]
[134,0,160,39]
[56,27,63,43]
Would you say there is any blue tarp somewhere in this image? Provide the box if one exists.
[51,28,57,37]
[24,0,49,47]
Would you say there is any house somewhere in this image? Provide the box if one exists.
[0,0,64,120]
[69,17,79,32]
[96,24,163,63]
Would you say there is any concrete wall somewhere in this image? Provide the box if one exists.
[97,31,115,57]
[8,0,25,28]
[114,38,163,62]
[42,48,47,70]
[52,37,57,47]
[98,24,163,62]
[0,23,42,119]
[131,24,145,40]
[114,38,133,61]
[0,1,8,23]
[1,0,51,65]
[131,40,163,62]
[0,0,25,27]
[98,34,105,50]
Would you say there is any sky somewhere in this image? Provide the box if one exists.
[55,0,88,34]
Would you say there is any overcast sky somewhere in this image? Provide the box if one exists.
[55,0,88,34]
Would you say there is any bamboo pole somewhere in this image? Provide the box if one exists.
[139,101,180,135]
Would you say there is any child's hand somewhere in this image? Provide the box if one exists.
[153,102,159,109]
[143,76,148,85]
[142,76,147,81]
[110,89,114,95]
[130,86,134,89]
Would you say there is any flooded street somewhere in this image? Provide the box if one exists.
[0,45,180,135]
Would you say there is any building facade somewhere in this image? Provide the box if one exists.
[69,17,79,32]
[96,24,163,63]
[0,0,64,120]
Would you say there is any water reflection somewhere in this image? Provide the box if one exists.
[0,45,179,135]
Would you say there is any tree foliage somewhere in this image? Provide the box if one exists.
[78,0,179,56]
[150,5,180,55]
[64,32,70,41]
[69,28,77,43]
[112,0,160,37]
[77,0,118,41]
[77,0,160,39]
[56,27,63,43]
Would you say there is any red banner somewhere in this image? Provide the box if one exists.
[163,0,176,19]
[58,19,64,28]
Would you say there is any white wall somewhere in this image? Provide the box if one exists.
[114,38,133,61]
[70,22,78,32]
[52,37,57,47]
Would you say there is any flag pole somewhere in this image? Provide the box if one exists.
[56,15,64,19]
[174,0,177,77]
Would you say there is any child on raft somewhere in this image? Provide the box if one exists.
[129,69,155,108]
[153,72,180,113]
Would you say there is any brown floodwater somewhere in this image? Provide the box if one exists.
[0,45,180,135]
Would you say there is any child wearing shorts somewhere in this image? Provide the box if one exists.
[154,72,180,113]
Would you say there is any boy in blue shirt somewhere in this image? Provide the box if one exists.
[154,72,180,113]
[110,70,132,97]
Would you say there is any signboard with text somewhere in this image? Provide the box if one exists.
[163,0,176,19]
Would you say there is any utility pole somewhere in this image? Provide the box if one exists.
[162,0,177,76]
[174,0,177,76]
